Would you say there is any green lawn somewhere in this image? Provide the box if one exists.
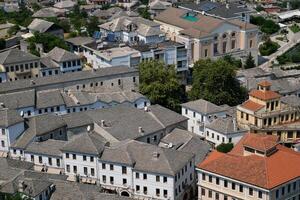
[289,24,300,33]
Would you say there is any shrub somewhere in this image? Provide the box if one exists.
[216,143,234,153]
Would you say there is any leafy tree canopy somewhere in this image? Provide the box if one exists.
[189,58,247,106]
[27,32,69,56]
[216,143,234,153]
[139,60,185,111]
[259,39,280,56]
[250,16,280,35]
[0,6,33,26]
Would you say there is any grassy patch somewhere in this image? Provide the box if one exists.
[289,24,300,33]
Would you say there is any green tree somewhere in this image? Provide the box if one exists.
[27,32,69,55]
[139,60,185,111]
[216,143,234,153]
[87,16,99,36]
[259,39,280,56]
[223,55,242,68]
[189,58,247,106]
[138,7,151,20]
[244,53,256,69]
[250,16,280,35]
[7,25,20,36]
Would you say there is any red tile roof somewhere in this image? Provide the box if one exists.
[249,90,281,101]
[198,134,300,189]
[243,133,279,152]
[241,100,264,112]
[258,80,272,87]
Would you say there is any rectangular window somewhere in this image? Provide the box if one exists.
[163,176,167,183]
[216,177,219,185]
[209,175,212,182]
[143,173,147,180]
[90,157,94,162]
[122,166,127,174]
[48,157,52,166]
[57,159,60,167]
[39,156,42,164]
[258,191,262,198]
[110,164,114,170]
[202,173,206,181]
[156,176,160,182]
[224,180,228,188]
[73,166,77,173]
[66,165,70,172]
[66,153,70,159]
[136,185,140,192]
[31,155,34,162]
[239,185,243,192]
[102,175,106,183]
[1,140,4,147]
[102,163,106,169]
[84,167,88,175]
[136,172,139,179]
[83,155,86,161]
[249,188,253,196]
[156,188,160,197]
[73,154,76,160]
[143,186,147,194]
[123,178,127,185]
[110,176,114,184]
[163,190,168,197]
[232,182,235,190]
[91,168,95,176]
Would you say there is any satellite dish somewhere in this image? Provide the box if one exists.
[20,111,24,117]
[87,125,91,132]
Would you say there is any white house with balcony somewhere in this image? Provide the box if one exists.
[181,99,227,137]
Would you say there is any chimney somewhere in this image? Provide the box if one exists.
[233,118,237,132]
[152,151,160,158]
[138,126,143,134]
[100,120,105,127]
[18,180,25,193]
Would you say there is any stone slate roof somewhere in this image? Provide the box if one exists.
[0,90,35,109]
[66,36,95,46]
[28,18,56,33]
[22,178,53,198]
[0,66,138,94]
[101,140,194,176]
[0,49,39,65]
[46,47,80,62]
[159,128,211,164]
[281,95,300,107]
[206,117,246,135]
[11,114,66,149]
[100,16,163,37]
[36,89,65,109]
[32,7,62,18]
[0,108,23,127]
[181,99,227,115]
[61,131,107,155]
[179,1,252,19]
[25,139,66,157]
[51,180,133,200]
[40,56,60,69]
[12,105,185,149]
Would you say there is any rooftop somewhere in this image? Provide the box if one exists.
[0,49,39,65]
[206,117,246,135]
[198,133,300,189]
[181,99,227,115]
[46,47,80,62]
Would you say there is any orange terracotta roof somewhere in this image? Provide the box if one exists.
[258,80,272,87]
[249,89,281,101]
[241,100,264,112]
[198,134,300,189]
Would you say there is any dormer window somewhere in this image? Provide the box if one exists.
[231,32,236,37]
[222,34,227,39]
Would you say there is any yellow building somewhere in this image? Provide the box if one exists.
[154,7,259,65]
[237,81,300,144]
